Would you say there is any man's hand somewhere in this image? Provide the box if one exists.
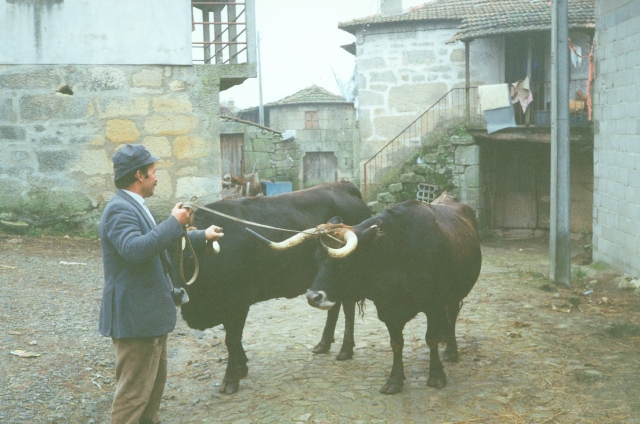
[204,225,224,241]
[171,202,192,227]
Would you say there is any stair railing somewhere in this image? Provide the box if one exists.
[362,86,481,202]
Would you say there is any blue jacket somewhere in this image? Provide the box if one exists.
[99,190,206,338]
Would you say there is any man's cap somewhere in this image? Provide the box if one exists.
[112,144,159,182]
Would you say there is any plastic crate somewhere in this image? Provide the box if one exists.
[261,182,292,196]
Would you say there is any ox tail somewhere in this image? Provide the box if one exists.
[357,299,367,319]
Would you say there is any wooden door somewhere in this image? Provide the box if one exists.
[220,133,244,178]
[487,142,549,229]
[303,152,337,188]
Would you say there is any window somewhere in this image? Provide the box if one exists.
[305,111,319,129]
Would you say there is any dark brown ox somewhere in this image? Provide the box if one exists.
[176,181,371,394]
[304,198,481,393]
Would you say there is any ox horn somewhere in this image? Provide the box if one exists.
[246,227,317,250]
[318,229,358,258]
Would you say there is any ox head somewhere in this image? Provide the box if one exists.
[245,217,380,310]
[306,218,380,310]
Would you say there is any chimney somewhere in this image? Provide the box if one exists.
[380,0,402,16]
[228,99,235,109]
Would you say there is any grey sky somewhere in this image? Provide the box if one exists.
[220,0,427,110]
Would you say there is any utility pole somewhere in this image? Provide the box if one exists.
[257,31,265,126]
[550,0,571,287]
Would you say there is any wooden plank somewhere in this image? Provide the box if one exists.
[469,127,592,144]
[220,133,244,177]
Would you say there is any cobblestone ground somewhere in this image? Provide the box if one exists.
[1,235,640,424]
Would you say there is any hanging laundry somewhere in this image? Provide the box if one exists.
[510,76,533,113]
[478,84,511,111]
[485,105,516,134]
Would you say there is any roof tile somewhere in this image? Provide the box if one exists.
[267,85,348,106]
[339,0,594,42]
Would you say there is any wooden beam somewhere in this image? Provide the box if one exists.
[469,127,591,144]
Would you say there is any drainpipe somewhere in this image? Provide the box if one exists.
[550,0,571,288]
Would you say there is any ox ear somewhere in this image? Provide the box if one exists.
[328,216,343,224]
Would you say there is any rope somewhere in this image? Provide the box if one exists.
[177,229,199,286]
[183,197,314,234]
[175,205,349,286]
[182,196,346,244]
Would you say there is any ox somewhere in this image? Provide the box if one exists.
[303,198,481,393]
[177,181,371,394]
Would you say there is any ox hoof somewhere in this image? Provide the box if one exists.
[219,380,240,394]
[379,380,403,395]
[427,372,447,389]
[443,350,459,363]
[335,348,354,361]
[312,341,332,354]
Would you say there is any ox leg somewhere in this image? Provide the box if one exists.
[312,301,340,354]
[443,303,460,363]
[425,308,447,389]
[336,300,355,361]
[380,321,406,394]
[220,308,250,394]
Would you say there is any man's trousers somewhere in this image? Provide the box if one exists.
[110,334,168,424]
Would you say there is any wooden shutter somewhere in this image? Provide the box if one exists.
[305,111,318,129]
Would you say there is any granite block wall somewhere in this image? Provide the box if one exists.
[0,64,230,230]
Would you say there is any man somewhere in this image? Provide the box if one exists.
[99,144,223,424]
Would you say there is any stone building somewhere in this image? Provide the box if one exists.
[0,0,256,232]
[239,85,359,189]
[219,116,299,194]
[341,0,595,236]
[592,0,640,276]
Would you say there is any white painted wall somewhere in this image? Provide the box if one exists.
[0,0,192,65]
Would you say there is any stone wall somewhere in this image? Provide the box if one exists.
[266,103,359,185]
[352,22,594,178]
[0,64,242,232]
[219,117,301,189]
[352,21,503,163]
[592,0,640,276]
[368,133,483,227]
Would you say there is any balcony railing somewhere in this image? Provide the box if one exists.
[361,79,591,201]
[513,79,590,126]
[191,1,256,65]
